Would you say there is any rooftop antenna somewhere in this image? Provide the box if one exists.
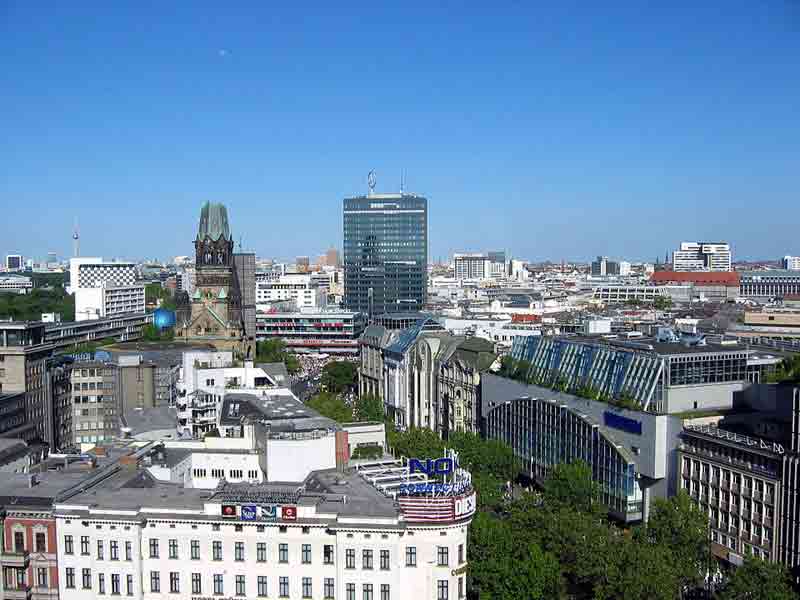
[368,170,376,197]
[72,217,80,258]
[400,169,405,194]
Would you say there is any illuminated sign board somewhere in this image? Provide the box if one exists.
[603,411,642,435]
[240,505,257,521]
[221,505,237,518]
[409,458,456,476]
[281,506,297,521]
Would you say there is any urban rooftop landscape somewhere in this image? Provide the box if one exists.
[2,3,800,600]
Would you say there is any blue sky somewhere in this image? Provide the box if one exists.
[1,1,798,263]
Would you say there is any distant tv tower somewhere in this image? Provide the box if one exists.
[72,218,80,257]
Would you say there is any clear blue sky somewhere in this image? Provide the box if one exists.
[1,1,798,264]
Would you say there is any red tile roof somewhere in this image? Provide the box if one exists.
[650,271,740,286]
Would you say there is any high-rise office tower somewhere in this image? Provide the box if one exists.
[343,185,428,317]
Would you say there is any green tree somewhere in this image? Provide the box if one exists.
[653,296,673,311]
[497,355,517,377]
[321,361,358,394]
[644,491,709,588]
[307,392,353,423]
[388,428,445,459]
[255,339,300,374]
[449,432,517,483]
[353,393,384,422]
[542,461,599,515]
[715,556,795,600]
[468,512,564,600]
[594,535,683,600]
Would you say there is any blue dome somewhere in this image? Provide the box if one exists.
[153,308,176,330]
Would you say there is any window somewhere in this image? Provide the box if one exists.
[279,576,289,598]
[149,538,159,558]
[406,546,416,567]
[324,544,334,564]
[127,574,134,596]
[213,540,223,561]
[258,576,268,597]
[112,574,121,595]
[81,535,90,555]
[82,568,92,589]
[170,572,180,593]
[235,541,245,561]
[106,539,117,560]
[346,548,356,569]
[279,543,288,563]
[96,539,104,560]
[363,549,373,569]
[347,583,356,600]
[380,549,390,570]
[236,575,246,596]
[302,543,312,564]
[192,573,202,594]
[381,584,390,600]
[437,580,449,600]
[458,577,464,599]
[458,544,464,564]
[99,573,106,595]
[437,546,449,567]
[302,577,312,598]
[363,583,374,600]
[151,571,161,593]
[65,568,75,589]
[257,542,267,562]
[324,577,334,599]
[212,468,224,478]
[191,539,200,560]
[37,567,48,588]
[169,538,179,559]
[36,532,46,553]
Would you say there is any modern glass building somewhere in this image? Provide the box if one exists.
[343,193,428,317]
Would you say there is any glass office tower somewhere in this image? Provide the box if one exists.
[343,193,428,317]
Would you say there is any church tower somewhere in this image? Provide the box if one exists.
[176,202,245,352]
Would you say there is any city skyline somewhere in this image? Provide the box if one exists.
[2,2,799,262]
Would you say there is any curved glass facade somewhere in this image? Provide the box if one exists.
[485,396,642,521]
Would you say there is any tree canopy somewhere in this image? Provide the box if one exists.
[306,392,353,423]
[0,288,75,321]
[353,393,384,422]
[255,339,300,374]
[321,360,358,394]
[715,555,795,600]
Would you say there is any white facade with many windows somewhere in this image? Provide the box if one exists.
[672,242,732,272]
[256,274,325,309]
[53,442,474,600]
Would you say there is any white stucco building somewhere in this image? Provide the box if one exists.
[53,437,475,600]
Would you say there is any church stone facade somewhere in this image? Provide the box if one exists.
[176,202,253,357]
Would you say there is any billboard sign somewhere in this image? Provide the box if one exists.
[221,504,237,518]
[240,505,257,521]
[281,506,297,521]
[603,411,642,435]
[259,505,278,521]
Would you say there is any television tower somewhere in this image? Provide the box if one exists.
[72,218,80,257]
